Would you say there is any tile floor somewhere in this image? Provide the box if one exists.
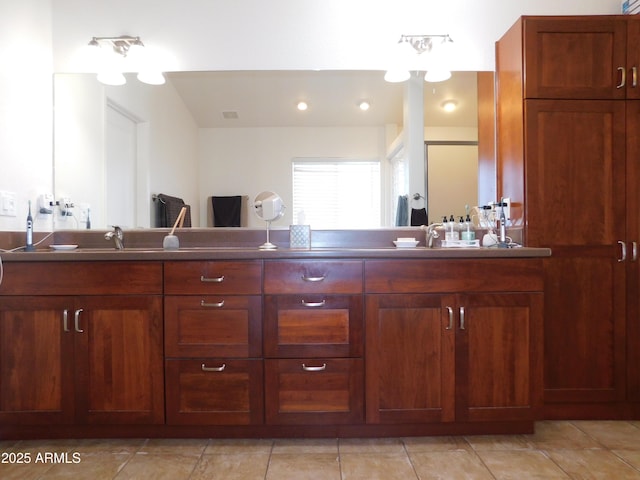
[1,421,640,479]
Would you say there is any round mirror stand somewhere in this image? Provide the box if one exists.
[253,191,285,250]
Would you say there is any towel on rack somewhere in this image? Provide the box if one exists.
[211,195,242,227]
[395,195,408,226]
[410,208,428,226]
[156,193,192,228]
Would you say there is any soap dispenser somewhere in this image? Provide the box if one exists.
[461,214,475,241]
[446,214,459,241]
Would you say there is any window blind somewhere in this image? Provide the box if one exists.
[292,160,381,228]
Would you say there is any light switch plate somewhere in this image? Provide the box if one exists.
[0,191,17,217]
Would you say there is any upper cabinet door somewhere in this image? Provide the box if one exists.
[523,17,627,99]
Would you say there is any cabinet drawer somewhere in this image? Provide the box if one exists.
[165,359,264,425]
[264,358,363,425]
[165,296,262,357]
[164,261,262,295]
[264,260,362,294]
[264,295,363,358]
[0,261,162,295]
[365,259,543,293]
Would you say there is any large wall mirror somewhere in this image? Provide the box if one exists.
[53,70,484,230]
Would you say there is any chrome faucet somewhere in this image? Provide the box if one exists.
[422,223,443,248]
[104,226,124,250]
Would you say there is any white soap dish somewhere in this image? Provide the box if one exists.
[50,244,78,251]
[393,239,419,248]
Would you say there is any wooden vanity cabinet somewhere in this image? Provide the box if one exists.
[365,259,543,427]
[0,262,164,426]
[263,260,364,425]
[496,15,640,417]
[163,261,264,425]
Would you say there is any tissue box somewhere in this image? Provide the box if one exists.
[290,225,311,249]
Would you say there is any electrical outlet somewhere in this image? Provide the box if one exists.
[0,191,17,217]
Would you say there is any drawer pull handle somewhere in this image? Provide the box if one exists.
[201,363,226,372]
[618,240,627,262]
[459,306,466,330]
[302,275,325,282]
[200,275,225,283]
[201,299,225,308]
[633,241,638,262]
[633,66,638,88]
[301,299,326,307]
[302,363,326,372]
[74,309,84,333]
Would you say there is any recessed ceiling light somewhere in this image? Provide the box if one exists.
[358,100,370,111]
[441,100,457,112]
[296,101,308,111]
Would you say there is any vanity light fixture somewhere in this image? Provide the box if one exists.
[88,36,165,86]
[384,34,453,84]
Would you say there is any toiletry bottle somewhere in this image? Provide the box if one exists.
[462,214,475,241]
[447,214,459,241]
[25,200,35,251]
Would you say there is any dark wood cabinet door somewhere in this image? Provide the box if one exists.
[365,294,455,424]
[456,293,543,423]
[523,17,627,99]
[165,358,264,425]
[264,295,363,358]
[75,295,164,425]
[264,358,363,425]
[0,297,75,425]
[627,100,640,401]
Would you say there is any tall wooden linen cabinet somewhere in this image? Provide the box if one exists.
[496,15,640,419]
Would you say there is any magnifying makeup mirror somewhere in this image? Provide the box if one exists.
[253,191,285,249]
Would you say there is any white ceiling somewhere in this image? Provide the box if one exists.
[166,70,479,129]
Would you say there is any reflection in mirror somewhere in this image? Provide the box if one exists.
[253,191,285,249]
[53,71,481,230]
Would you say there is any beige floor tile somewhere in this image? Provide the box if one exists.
[0,460,53,480]
[613,450,640,471]
[114,453,199,480]
[410,450,494,480]
[403,435,472,453]
[340,453,418,480]
[273,437,339,454]
[477,450,571,479]
[528,421,602,450]
[572,421,640,450]
[39,452,131,479]
[339,437,406,454]
[205,438,274,454]
[138,438,208,456]
[266,453,341,480]
[465,434,534,451]
[190,453,270,480]
[547,449,640,479]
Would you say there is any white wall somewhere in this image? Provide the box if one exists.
[0,0,53,232]
[198,126,386,227]
[51,0,620,73]
[54,74,199,228]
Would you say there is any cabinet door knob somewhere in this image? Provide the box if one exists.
[201,363,226,372]
[445,306,454,330]
[302,363,327,372]
[301,299,326,307]
[200,299,225,308]
[200,275,225,283]
[63,309,70,332]
[74,308,84,333]
[618,240,627,262]
[617,66,626,89]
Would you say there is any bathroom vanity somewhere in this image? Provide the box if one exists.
[0,229,548,439]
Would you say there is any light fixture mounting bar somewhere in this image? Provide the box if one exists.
[89,36,144,57]
[399,34,452,54]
